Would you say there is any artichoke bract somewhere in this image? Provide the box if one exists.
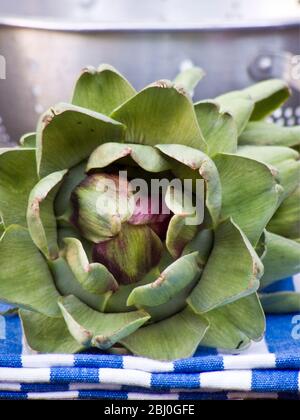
[0,65,299,360]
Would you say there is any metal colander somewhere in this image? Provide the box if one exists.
[0,0,299,144]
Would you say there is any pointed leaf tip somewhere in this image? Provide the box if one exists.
[58,295,150,350]
[72,64,136,115]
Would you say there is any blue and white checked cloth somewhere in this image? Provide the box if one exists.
[0,275,299,400]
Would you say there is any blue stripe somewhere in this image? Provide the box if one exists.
[151,373,200,390]
[74,354,123,369]
[276,353,300,369]
[21,383,70,392]
[252,370,299,392]
[79,390,128,399]
[0,354,22,368]
[174,355,224,373]
[194,346,219,356]
[263,277,295,293]
[50,367,99,384]
[0,391,27,400]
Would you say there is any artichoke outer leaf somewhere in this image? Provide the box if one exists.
[72,64,136,115]
[173,66,205,97]
[121,306,209,361]
[166,214,199,259]
[194,100,238,155]
[87,142,171,173]
[214,153,282,245]
[58,226,93,259]
[260,231,300,289]
[267,185,300,240]
[243,79,290,121]
[201,293,266,350]
[111,81,207,151]
[50,257,111,312]
[63,237,119,295]
[215,94,254,135]
[27,170,67,260]
[259,292,300,314]
[156,144,222,227]
[182,228,213,261]
[237,145,300,202]
[0,225,60,317]
[201,309,250,351]
[217,79,290,123]
[105,267,160,313]
[274,159,300,202]
[58,295,150,350]
[36,103,125,178]
[20,132,36,148]
[164,183,202,258]
[127,251,202,308]
[20,309,83,353]
[187,218,263,314]
[0,148,38,228]
[55,161,87,217]
[237,145,299,165]
[239,122,300,147]
[225,293,265,341]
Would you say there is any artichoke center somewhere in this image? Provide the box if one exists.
[70,172,170,285]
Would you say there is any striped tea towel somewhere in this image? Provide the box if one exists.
[0,275,299,400]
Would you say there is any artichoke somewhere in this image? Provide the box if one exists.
[0,65,299,361]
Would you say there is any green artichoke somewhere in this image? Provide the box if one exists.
[0,64,299,360]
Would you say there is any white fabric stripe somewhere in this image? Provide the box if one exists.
[21,354,75,368]
[200,371,252,391]
[223,354,276,370]
[99,368,151,388]
[227,392,278,400]
[0,382,21,391]
[0,368,50,383]
[128,392,179,400]
[241,337,270,355]
[69,383,122,391]
[123,356,174,373]
[293,274,300,292]
[27,391,79,400]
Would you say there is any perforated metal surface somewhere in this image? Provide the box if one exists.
[269,106,300,126]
